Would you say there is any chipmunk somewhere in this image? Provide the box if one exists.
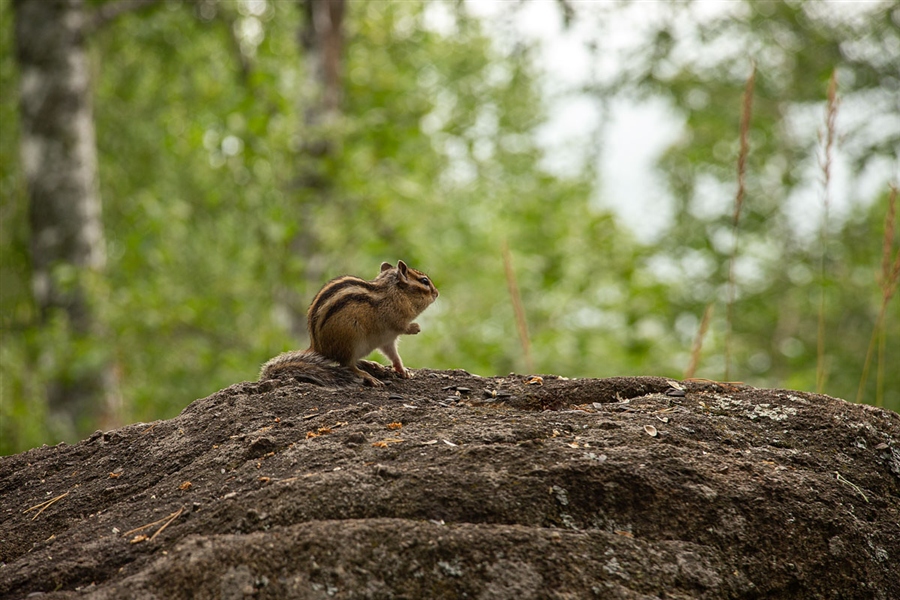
[260,260,439,387]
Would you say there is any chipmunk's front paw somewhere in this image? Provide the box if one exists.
[405,322,421,335]
[389,363,412,379]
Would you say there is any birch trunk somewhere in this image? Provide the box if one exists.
[14,0,111,437]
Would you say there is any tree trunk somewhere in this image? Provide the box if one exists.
[275,0,346,340]
[14,0,112,438]
[300,0,344,125]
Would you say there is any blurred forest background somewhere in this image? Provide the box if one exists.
[1,0,898,454]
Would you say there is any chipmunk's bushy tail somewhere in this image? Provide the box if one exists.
[259,350,366,387]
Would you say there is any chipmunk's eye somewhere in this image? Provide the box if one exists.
[419,277,430,286]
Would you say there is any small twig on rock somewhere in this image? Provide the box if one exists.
[835,472,869,503]
[122,507,185,540]
[149,507,184,541]
[23,492,70,521]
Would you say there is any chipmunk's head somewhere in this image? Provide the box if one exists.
[380,260,439,308]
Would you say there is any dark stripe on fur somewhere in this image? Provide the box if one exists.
[317,293,383,331]
[308,277,379,332]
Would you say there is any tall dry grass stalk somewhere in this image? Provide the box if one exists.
[725,63,756,382]
[502,241,535,373]
[817,70,839,393]
[684,303,714,379]
[856,185,900,406]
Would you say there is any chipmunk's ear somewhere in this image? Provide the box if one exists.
[397,260,409,281]
[380,262,392,273]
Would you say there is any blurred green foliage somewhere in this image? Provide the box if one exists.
[1,0,897,454]
[597,0,900,407]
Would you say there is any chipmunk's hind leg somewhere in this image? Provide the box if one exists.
[350,362,385,387]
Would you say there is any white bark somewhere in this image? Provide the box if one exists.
[16,0,106,323]
[15,0,110,436]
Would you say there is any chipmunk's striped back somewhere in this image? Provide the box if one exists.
[307,276,387,339]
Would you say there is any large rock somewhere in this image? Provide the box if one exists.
[1,372,898,599]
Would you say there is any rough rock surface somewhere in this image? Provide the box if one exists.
[1,370,899,599]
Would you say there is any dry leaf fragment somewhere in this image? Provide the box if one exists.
[442,439,457,447]
[372,438,404,448]
[130,535,148,544]
[644,425,658,437]
[387,422,403,430]
[525,376,544,386]
[178,481,192,491]
[108,472,122,479]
